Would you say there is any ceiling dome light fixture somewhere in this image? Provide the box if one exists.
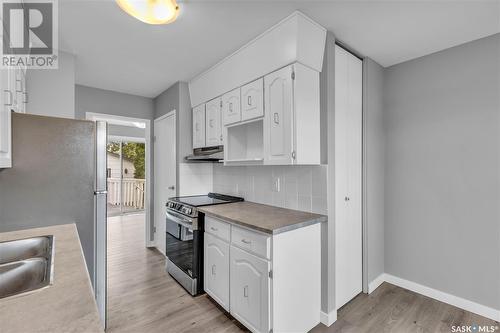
[116,0,180,25]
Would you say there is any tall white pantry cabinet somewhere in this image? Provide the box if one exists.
[334,45,363,309]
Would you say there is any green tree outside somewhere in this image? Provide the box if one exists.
[107,142,145,179]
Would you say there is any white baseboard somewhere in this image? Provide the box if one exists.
[368,273,387,294]
[320,310,337,327]
[383,274,500,322]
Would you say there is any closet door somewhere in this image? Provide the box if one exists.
[334,45,363,309]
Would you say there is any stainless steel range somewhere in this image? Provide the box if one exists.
[165,193,243,295]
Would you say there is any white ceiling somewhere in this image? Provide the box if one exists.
[60,0,500,98]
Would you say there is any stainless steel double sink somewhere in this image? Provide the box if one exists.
[0,236,54,299]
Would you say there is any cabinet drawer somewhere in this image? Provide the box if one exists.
[231,225,270,260]
[205,216,230,242]
[241,78,263,121]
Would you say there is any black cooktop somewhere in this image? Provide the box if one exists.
[169,193,243,207]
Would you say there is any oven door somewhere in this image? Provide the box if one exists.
[166,210,196,277]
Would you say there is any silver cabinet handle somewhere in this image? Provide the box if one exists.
[23,92,28,103]
[220,134,223,142]
[168,186,175,190]
[247,96,252,106]
[345,196,350,201]
[241,239,251,244]
[209,119,214,128]
[210,226,218,232]
[229,102,233,113]
[212,264,216,276]
[243,285,248,297]
[273,113,279,124]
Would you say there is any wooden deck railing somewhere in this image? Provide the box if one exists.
[107,178,145,210]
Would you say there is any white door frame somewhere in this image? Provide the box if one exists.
[153,110,176,250]
[86,112,154,247]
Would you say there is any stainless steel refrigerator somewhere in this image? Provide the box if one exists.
[0,113,108,328]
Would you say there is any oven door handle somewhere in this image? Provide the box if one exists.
[166,211,194,230]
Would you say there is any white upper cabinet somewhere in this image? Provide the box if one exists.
[222,88,241,126]
[205,97,223,146]
[263,63,321,165]
[192,104,206,149]
[230,245,270,333]
[241,78,263,122]
[264,66,293,165]
[0,70,11,168]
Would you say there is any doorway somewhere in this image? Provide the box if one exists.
[106,138,146,217]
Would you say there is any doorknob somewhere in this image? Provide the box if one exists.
[345,196,350,201]
[168,186,175,190]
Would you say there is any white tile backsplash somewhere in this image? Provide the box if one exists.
[178,163,213,196]
[212,164,328,214]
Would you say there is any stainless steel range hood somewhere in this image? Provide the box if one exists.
[185,146,223,162]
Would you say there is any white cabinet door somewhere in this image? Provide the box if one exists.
[0,69,11,168]
[192,104,206,149]
[204,233,230,311]
[334,45,363,309]
[230,245,270,333]
[15,68,26,114]
[241,78,263,121]
[222,88,241,126]
[205,97,222,146]
[264,66,293,165]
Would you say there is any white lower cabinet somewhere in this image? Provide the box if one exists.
[204,233,230,311]
[230,245,270,333]
[204,216,321,333]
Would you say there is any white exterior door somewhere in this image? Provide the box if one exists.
[241,78,264,121]
[222,88,241,126]
[335,45,363,309]
[204,233,230,311]
[154,112,176,255]
[230,245,270,333]
[192,104,205,149]
[264,66,293,165]
[205,98,222,146]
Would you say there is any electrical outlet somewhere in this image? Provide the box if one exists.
[272,177,281,192]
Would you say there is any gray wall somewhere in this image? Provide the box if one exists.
[384,34,500,309]
[363,58,385,284]
[0,113,96,284]
[26,51,75,119]
[75,85,154,120]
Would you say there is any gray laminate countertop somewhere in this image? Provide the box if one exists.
[199,201,327,234]
[0,223,103,333]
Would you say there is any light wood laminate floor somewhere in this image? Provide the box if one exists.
[107,214,498,333]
